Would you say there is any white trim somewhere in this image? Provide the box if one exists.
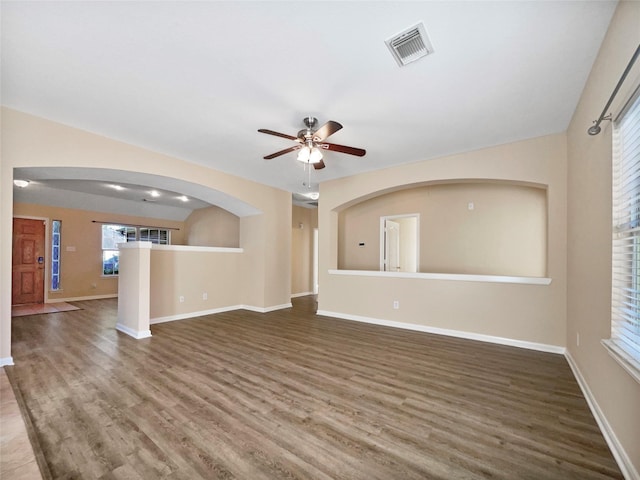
[291,291,313,298]
[601,339,640,385]
[151,302,293,324]
[329,269,552,286]
[48,294,117,303]
[115,323,152,339]
[316,309,566,354]
[242,303,292,313]
[151,305,242,324]
[0,357,15,367]
[565,352,639,480]
[151,244,243,253]
[313,228,319,295]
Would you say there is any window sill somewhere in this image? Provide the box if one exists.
[328,269,551,285]
[601,339,640,385]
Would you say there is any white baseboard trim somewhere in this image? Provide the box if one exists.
[115,323,152,339]
[316,310,566,355]
[49,294,117,303]
[291,291,313,299]
[151,305,242,324]
[242,303,292,313]
[151,302,293,324]
[0,357,14,367]
[565,352,639,480]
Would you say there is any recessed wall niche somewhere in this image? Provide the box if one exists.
[337,181,547,277]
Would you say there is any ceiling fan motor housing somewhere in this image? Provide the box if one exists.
[303,116,318,129]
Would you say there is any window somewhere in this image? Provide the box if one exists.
[51,220,61,290]
[607,86,640,382]
[101,224,171,276]
[139,228,169,244]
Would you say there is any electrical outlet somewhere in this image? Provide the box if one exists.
[577,332,580,347]
[203,292,208,300]
[393,300,400,309]
[179,296,185,303]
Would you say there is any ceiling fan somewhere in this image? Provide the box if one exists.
[258,116,366,170]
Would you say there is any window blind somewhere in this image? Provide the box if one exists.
[611,86,640,372]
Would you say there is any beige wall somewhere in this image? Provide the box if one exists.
[150,248,242,320]
[185,205,239,247]
[292,206,318,295]
[1,108,292,362]
[319,133,567,348]
[566,1,640,475]
[13,202,185,301]
[338,182,547,276]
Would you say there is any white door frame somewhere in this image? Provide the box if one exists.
[379,214,420,272]
[313,228,319,294]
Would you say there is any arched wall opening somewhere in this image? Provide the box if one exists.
[336,180,548,278]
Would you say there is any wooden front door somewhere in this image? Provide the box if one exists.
[12,218,46,305]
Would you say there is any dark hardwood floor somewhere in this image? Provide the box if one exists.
[7,296,622,479]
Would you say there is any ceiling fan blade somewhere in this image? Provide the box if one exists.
[258,129,299,141]
[318,142,366,157]
[312,121,342,142]
[313,160,326,170]
[263,145,301,160]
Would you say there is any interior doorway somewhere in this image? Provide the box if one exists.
[380,214,419,273]
[12,217,46,305]
[313,228,319,295]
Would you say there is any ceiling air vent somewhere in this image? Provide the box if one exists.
[385,22,434,67]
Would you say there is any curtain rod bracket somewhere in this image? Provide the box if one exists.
[588,114,612,136]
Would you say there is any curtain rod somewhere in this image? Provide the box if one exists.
[588,43,640,135]
[91,220,180,231]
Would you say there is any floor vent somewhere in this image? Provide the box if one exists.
[385,22,434,67]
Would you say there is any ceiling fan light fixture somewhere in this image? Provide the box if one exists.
[309,147,323,163]
[297,146,311,162]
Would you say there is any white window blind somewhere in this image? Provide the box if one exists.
[609,86,640,380]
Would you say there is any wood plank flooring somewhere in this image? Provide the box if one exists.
[6,296,623,479]
[0,368,43,479]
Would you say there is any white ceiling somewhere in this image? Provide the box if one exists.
[2,1,617,213]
